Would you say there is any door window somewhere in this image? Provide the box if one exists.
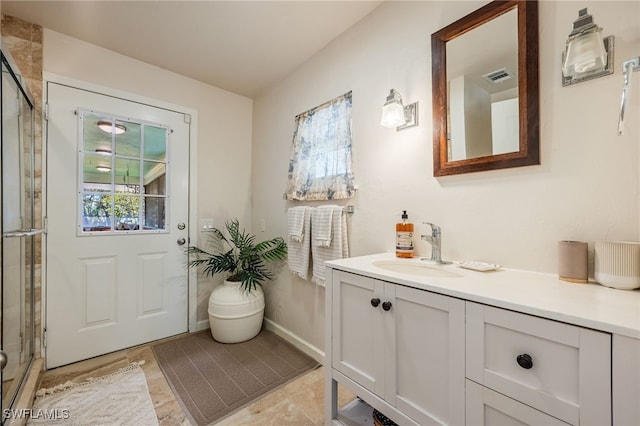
[79,110,169,234]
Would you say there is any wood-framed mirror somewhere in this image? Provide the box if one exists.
[431,0,539,176]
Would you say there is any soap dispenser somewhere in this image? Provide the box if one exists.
[396,210,414,258]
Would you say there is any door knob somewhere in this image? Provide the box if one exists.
[177,222,186,230]
[177,237,186,246]
[0,350,7,370]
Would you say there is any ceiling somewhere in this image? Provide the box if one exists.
[2,1,383,98]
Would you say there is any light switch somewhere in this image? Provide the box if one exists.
[200,218,214,231]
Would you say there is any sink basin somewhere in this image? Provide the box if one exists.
[372,260,462,278]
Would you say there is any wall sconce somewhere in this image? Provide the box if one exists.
[561,8,614,86]
[97,120,127,135]
[380,89,418,130]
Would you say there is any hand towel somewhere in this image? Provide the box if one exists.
[312,205,335,248]
[311,206,349,286]
[287,206,311,280]
[287,206,308,243]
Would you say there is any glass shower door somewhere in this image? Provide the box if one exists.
[1,51,36,423]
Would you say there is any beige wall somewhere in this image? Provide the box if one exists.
[42,29,254,325]
[252,1,640,352]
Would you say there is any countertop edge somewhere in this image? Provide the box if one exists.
[326,253,640,339]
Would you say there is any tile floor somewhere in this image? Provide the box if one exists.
[36,335,356,425]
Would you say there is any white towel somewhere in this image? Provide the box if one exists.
[312,205,335,247]
[287,206,311,280]
[287,206,308,243]
[311,206,349,286]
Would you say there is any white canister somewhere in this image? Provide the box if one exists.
[594,241,640,290]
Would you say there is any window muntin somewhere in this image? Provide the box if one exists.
[79,111,169,234]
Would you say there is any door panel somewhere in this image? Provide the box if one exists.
[46,83,189,368]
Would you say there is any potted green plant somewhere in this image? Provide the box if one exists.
[187,218,287,343]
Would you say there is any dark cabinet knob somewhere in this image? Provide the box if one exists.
[382,301,392,311]
[370,298,380,308]
[517,354,533,369]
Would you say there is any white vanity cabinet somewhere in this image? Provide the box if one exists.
[465,302,611,425]
[329,270,466,425]
[325,254,640,426]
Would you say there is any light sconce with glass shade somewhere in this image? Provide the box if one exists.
[97,119,126,135]
[561,8,614,86]
[380,89,418,130]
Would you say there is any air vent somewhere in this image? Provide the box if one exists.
[483,67,513,84]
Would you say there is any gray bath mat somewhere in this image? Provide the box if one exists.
[152,329,319,425]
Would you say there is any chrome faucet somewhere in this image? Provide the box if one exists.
[421,222,445,263]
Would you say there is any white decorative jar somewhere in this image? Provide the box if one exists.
[594,241,640,290]
[208,280,265,343]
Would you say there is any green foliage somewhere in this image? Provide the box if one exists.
[187,218,287,292]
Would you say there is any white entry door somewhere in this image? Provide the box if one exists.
[45,82,190,368]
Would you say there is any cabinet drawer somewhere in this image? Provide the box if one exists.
[466,302,611,425]
[466,379,570,426]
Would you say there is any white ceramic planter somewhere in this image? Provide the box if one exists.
[594,241,640,290]
[208,280,265,343]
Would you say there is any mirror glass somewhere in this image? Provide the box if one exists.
[447,9,518,161]
[432,0,539,176]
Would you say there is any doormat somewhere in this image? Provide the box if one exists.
[27,362,158,425]
[152,329,319,426]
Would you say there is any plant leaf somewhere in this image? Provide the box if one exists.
[186,218,288,291]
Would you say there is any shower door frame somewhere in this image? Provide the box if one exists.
[1,49,37,424]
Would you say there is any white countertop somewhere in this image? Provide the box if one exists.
[326,253,640,339]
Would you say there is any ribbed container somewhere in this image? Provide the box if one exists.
[208,280,265,343]
[594,241,640,290]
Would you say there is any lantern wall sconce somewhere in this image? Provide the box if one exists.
[380,89,418,130]
[561,8,614,86]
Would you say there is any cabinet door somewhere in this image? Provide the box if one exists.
[466,380,570,426]
[467,302,611,426]
[388,284,466,425]
[613,335,640,425]
[332,270,385,396]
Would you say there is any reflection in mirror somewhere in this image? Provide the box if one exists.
[447,8,518,161]
[432,0,539,176]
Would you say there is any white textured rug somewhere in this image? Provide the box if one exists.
[28,362,158,426]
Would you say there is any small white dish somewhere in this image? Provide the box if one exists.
[456,261,501,272]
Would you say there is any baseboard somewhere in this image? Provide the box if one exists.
[263,318,325,365]
[195,319,210,332]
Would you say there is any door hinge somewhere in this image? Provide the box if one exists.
[44,103,49,120]
[43,328,47,348]
[183,113,191,124]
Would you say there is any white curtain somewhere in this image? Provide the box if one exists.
[284,91,355,201]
